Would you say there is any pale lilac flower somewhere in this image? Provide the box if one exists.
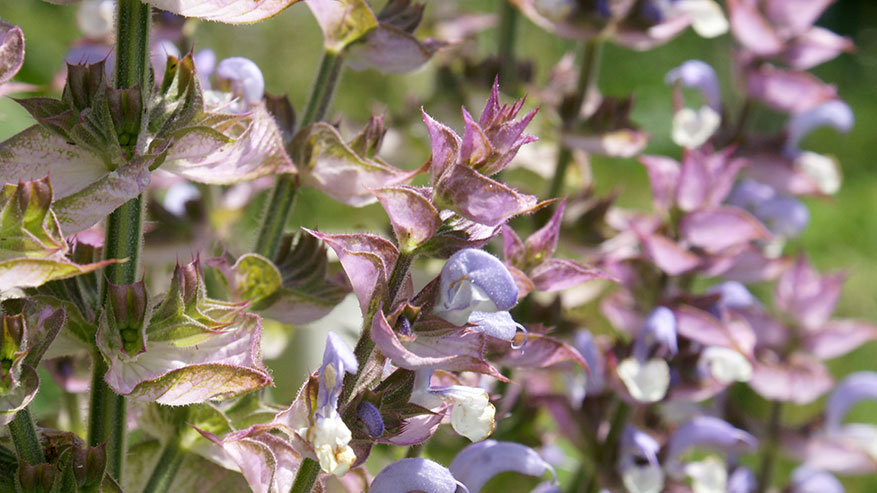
[665,416,758,476]
[215,57,265,113]
[784,100,855,157]
[618,307,678,403]
[790,466,844,493]
[298,331,358,476]
[434,249,518,328]
[449,440,557,492]
[728,179,809,237]
[727,466,757,493]
[707,281,757,311]
[409,369,496,442]
[370,458,465,493]
[666,60,722,111]
[618,426,664,493]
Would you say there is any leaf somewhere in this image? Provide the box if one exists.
[142,0,302,24]
[305,0,379,53]
[374,186,441,252]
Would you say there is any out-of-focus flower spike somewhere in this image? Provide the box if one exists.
[664,416,757,475]
[574,331,605,395]
[784,100,854,157]
[193,49,217,86]
[674,0,729,39]
[632,306,678,361]
[215,57,265,113]
[790,465,844,493]
[775,255,844,330]
[617,357,671,403]
[370,458,466,493]
[824,371,877,432]
[448,440,557,493]
[727,466,756,493]
[672,105,721,148]
[707,281,757,310]
[666,60,722,111]
[434,249,518,326]
[618,426,665,493]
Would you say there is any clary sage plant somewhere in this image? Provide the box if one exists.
[0,0,873,492]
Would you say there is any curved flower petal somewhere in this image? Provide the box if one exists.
[665,416,757,475]
[790,465,844,493]
[346,24,444,73]
[825,372,877,432]
[374,186,441,252]
[666,60,721,110]
[448,440,557,493]
[434,164,541,227]
[371,458,464,493]
[306,0,378,53]
[434,249,519,326]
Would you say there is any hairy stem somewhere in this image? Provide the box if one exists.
[88,0,151,483]
[141,437,185,493]
[8,407,44,465]
[546,39,603,199]
[497,0,519,93]
[255,51,345,258]
[289,457,321,493]
[756,401,783,493]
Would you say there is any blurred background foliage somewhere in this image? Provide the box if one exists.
[1,0,876,489]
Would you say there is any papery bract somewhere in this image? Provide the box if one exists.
[97,262,272,405]
[293,120,419,207]
[0,20,25,85]
[0,177,113,292]
[0,302,64,425]
[142,0,301,24]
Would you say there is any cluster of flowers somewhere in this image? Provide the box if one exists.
[0,0,872,492]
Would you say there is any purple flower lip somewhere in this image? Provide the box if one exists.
[784,100,854,157]
[665,59,722,110]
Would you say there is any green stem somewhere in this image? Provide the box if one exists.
[340,251,415,405]
[546,39,603,199]
[8,408,44,465]
[585,401,630,493]
[756,401,782,493]
[141,438,185,493]
[405,443,423,458]
[88,0,151,483]
[62,391,82,437]
[497,0,519,94]
[289,457,321,493]
[254,51,345,258]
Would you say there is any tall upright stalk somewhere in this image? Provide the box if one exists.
[88,0,151,482]
[255,51,344,259]
[756,401,783,493]
[8,408,45,465]
[546,39,603,199]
